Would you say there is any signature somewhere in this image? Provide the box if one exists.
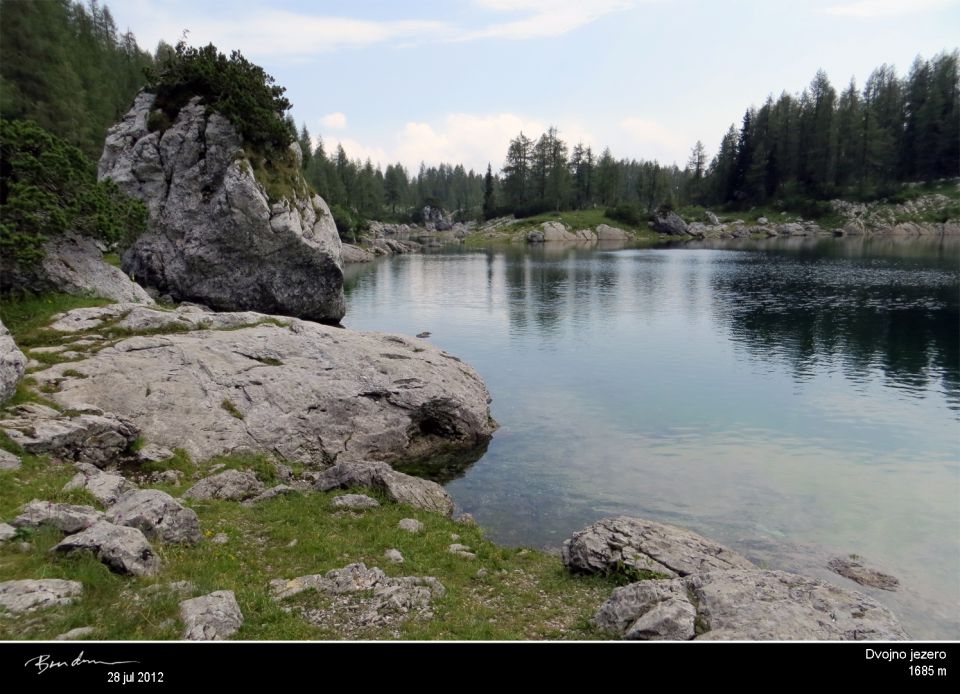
[24,651,140,675]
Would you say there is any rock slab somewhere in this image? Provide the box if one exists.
[0,579,83,614]
[180,590,243,640]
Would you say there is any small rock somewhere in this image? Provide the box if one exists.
[757,216,769,224]
[315,461,453,516]
[828,555,900,591]
[448,543,476,559]
[286,538,298,548]
[183,469,264,501]
[476,569,489,578]
[416,332,431,338]
[106,489,202,544]
[63,462,137,506]
[13,500,104,534]
[0,448,21,471]
[55,626,95,640]
[52,521,160,576]
[384,549,404,563]
[142,580,194,596]
[332,493,380,510]
[241,484,296,507]
[398,518,424,534]
[455,513,476,526]
[0,579,83,614]
[0,523,17,542]
[153,469,183,485]
[179,590,243,641]
[450,533,460,541]
[137,443,174,463]
[211,533,229,544]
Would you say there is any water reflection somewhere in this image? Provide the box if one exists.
[343,237,960,638]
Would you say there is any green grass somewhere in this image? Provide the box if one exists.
[102,252,122,268]
[0,457,616,639]
[0,293,111,343]
[220,399,244,420]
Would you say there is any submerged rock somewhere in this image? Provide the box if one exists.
[593,569,908,640]
[828,555,900,591]
[100,92,344,323]
[562,516,755,578]
[37,305,495,467]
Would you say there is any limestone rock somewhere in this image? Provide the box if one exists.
[828,555,900,591]
[341,244,376,263]
[0,404,137,468]
[537,222,576,242]
[183,469,264,502]
[100,93,345,322]
[137,443,174,463]
[106,489,202,544]
[0,448,21,471]
[0,579,83,614]
[13,500,104,534]
[38,305,495,466]
[0,523,17,542]
[384,549,404,563]
[594,570,907,640]
[332,493,380,510]
[0,318,27,403]
[704,211,720,225]
[63,462,136,506]
[55,626,96,640]
[561,516,755,578]
[595,224,630,241]
[241,484,296,506]
[398,518,424,534]
[315,461,454,516]
[52,521,160,576]
[180,590,243,640]
[651,212,690,236]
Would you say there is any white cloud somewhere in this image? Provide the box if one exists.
[618,117,689,165]
[460,0,637,40]
[334,113,596,172]
[822,0,956,17]
[320,112,348,130]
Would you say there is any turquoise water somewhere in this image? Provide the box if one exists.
[342,236,960,639]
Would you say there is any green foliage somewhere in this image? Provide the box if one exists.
[0,119,147,272]
[605,204,645,227]
[0,292,111,341]
[220,398,244,420]
[147,42,293,152]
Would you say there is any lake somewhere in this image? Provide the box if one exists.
[342,236,960,639]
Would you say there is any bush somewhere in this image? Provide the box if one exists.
[0,119,147,270]
[605,204,645,226]
[146,41,293,152]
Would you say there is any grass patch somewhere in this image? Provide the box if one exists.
[245,147,310,204]
[220,399,244,420]
[103,252,122,268]
[0,483,616,639]
[2,379,61,411]
[0,293,111,343]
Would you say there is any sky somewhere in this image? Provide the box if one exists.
[108,0,960,173]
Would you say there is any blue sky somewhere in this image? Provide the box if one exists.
[109,0,960,172]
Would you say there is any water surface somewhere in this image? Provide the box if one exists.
[343,236,960,638]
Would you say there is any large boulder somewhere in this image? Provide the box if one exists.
[3,232,153,304]
[651,211,690,236]
[106,489,202,544]
[562,516,755,578]
[36,305,495,466]
[99,92,345,323]
[593,570,908,640]
[52,521,161,576]
[1,318,27,403]
[595,224,630,241]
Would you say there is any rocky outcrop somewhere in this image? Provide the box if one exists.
[315,461,454,516]
[106,489,202,544]
[593,570,908,640]
[0,579,83,614]
[52,521,160,576]
[0,404,138,468]
[12,500,104,534]
[99,92,345,323]
[651,212,690,236]
[562,516,755,578]
[527,222,576,243]
[341,244,376,263]
[180,590,243,640]
[36,304,495,466]
[2,232,153,304]
[270,563,444,628]
[183,470,264,502]
[1,318,27,403]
